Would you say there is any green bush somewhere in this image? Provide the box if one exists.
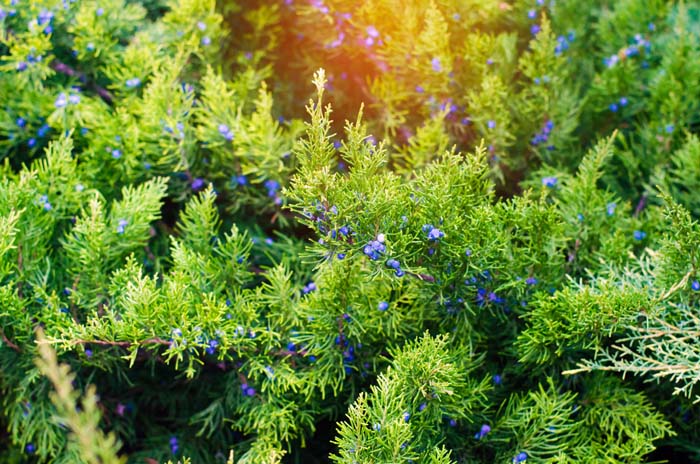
[2,0,700,463]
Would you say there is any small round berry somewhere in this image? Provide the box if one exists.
[606,202,616,216]
[541,176,557,188]
[377,301,389,311]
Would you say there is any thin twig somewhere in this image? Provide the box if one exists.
[0,328,21,352]
[51,60,113,104]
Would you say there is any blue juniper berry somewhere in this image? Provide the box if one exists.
[633,230,646,241]
[606,202,616,215]
[218,123,234,141]
[363,238,386,260]
[191,178,205,191]
[116,219,128,234]
[205,340,218,355]
[542,176,557,188]
[475,423,491,439]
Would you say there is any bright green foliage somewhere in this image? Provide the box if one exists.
[2,0,700,463]
[35,328,125,464]
[332,333,489,464]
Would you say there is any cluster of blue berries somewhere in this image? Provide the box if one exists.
[363,234,386,260]
[0,1,18,21]
[334,328,359,375]
[475,287,504,306]
[218,123,234,141]
[609,96,628,113]
[163,121,185,140]
[264,180,282,205]
[15,50,45,72]
[169,436,179,455]
[604,32,651,68]
[116,218,128,234]
[125,77,141,88]
[526,0,545,35]
[240,382,256,397]
[301,280,317,295]
[422,224,444,242]
[554,33,574,55]
[55,90,80,108]
[633,230,646,241]
[205,339,218,355]
[14,118,51,148]
[106,135,126,159]
[196,21,212,46]
[474,423,491,440]
[530,120,554,149]
[513,452,528,463]
[385,258,405,277]
[37,9,54,34]
[37,194,52,211]
[464,270,513,309]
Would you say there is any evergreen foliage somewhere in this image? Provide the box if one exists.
[2,0,700,462]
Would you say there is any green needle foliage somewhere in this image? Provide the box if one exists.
[34,328,125,464]
[2,0,700,463]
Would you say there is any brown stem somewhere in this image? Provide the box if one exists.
[16,244,23,299]
[73,337,173,348]
[50,60,113,104]
[634,194,647,218]
[0,329,21,352]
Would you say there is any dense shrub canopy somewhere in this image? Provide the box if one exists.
[2,0,700,463]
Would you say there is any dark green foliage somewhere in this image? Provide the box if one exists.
[2,0,700,463]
